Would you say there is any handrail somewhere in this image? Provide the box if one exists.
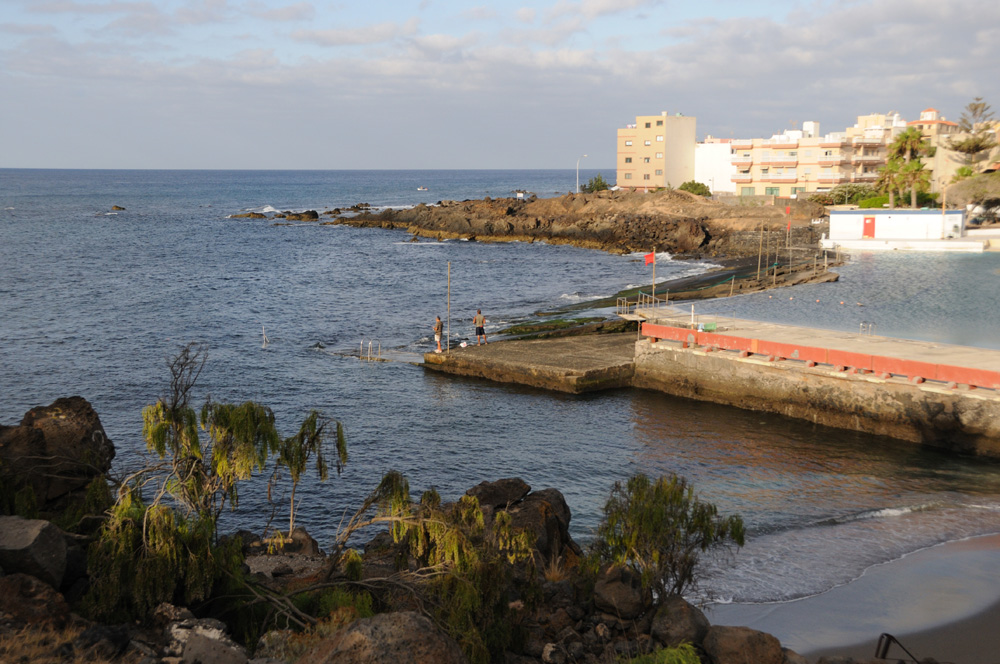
[874,633,919,662]
[359,339,382,362]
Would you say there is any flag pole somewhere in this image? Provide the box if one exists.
[447,261,451,353]
[651,248,655,302]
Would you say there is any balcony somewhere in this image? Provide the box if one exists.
[820,139,849,148]
[852,172,879,182]
[761,159,798,167]
[818,157,847,166]
[731,156,753,167]
[852,137,885,146]
[762,139,798,148]
[852,154,885,163]
[768,173,799,183]
[732,139,754,149]
[731,174,753,183]
[818,173,846,183]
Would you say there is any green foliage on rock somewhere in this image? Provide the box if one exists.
[582,173,610,193]
[85,343,341,623]
[373,472,537,664]
[589,473,745,600]
[620,643,701,664]
[678,180,712,197]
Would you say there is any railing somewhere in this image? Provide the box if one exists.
[359,339,382,361]
[874,633,919,662]
[731,174,753,183]
[852,154,885,162]
[760,159,798,167]
[853,137,885,145]
[818,174,846,182]
[616,297,634,317]
[859,321,877,336]
[852,172,879,182]
[731,157,753,166]
[637,291,669,310]
[818,157,847,166]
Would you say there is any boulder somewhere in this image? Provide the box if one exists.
[507,489,579,566]
[0,397,114,514]
[593,565,651,620]
[702,625,783,664]
[297,611,467,664]
[0,573,71,627]
[285,210,320,221]
[0,515,68,588]
[183,631,249,664]
[466,478,531,509]
[650,595,710,647]
[165,617,243,659]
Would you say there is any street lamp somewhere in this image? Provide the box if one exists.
[576,154,588,193]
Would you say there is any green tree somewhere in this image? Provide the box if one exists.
[951,166,976,184]
[275,411,346,539]
[87,344,340,622]
[947,97,997,166]
[899,159,931,208]
[678,180,711,196]
[876,157,904,209]
[829,183,878,205]
[889,127,929,164]
[581,173,610,193]
[589,473,744,600]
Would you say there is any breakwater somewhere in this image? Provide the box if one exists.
[423,323,1000,457]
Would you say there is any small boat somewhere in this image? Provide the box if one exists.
[417,186,428,191]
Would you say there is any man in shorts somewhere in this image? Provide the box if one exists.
[473,309,487,345]
[433,315,443,353]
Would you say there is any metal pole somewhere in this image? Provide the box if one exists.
[576,154,588,193]
[651,248,655,302]
[756,220,764,280]
[447,262,451,353]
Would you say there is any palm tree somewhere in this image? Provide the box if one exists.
[889,127,929,163]
[899,160,931,208]
[876,157,903,208]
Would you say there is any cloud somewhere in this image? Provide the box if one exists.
[292,17,420,47]
[248,1,315,22]
[0,22,58,36]
[547,0,661,21]
[515,8,536,23]
[460,6,496,21]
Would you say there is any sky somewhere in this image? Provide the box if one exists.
[1,0,998,169]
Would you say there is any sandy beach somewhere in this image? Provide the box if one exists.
[705,534,1000,663]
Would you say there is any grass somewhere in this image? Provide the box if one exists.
[0,623,139,664]
[619,643,700,664]
[499,317,605,335]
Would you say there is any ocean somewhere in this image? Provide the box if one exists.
[3,168,1000,607]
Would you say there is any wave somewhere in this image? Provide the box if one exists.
[812,502,942,526]
[558,292,604,303]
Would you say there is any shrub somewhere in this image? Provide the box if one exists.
[620,643,701,664]
[589,474,744,600]
[858,195,889,208]
[582,173,610,193]
[678,180,711,197]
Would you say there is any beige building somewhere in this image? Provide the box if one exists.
[616,112,696,190]
[728,113,908,197]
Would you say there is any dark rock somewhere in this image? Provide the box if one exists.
[0,516,68,588]
[541,642,566,664]
[153,602,196,627]
[271,563,294,577]
[285,210,320,221]
[507,489,578,566]
[650,594,710,647]
[702,625,783,664]
[232,212,267,218]
[111,205,126,210]
[283,526,322,555]
[183,631,249,664]
[593,564,651,620]
[74,623,134,660]
[0,397,114,515]
[0,573,70,627]
[296,611,467,664]
[165,617,237,658]
[466,478,531,509]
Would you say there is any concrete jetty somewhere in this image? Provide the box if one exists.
[423,316,1000,457]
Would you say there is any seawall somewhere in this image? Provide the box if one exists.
[423,327,1000,458]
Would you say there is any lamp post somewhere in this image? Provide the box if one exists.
[576,154,588,193]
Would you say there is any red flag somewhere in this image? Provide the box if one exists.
[645,252,655,265]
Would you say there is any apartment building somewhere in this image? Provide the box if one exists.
[728,113,908,197]
[616,112,696,190]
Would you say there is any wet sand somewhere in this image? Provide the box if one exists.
[705,534,1000,663]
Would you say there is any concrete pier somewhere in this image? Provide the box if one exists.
[422,320,1000,457]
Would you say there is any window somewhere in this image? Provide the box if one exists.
[792,187,806,194]
[655,169,663,175]
[643,174,651,180]
[823,150,833,157]
[741,187,755,196]
[656,152,663,158]
[657,120,663,126]
[643,157,650,163]
[625,157,632,163]
[789,151,797,157]
[761,168,769,175]
[644,140,652,146]
[765,187,780,195]
[656,135,663,142]
[625,140,633,146]
[645,122,651,128]
[625,173,632,179]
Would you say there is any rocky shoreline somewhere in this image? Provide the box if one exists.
[0,398,905,664]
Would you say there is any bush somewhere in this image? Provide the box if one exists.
[829,183,878,205]
[678,180,711,197]
[589,474,744,600]
[808,192,834,206]
[621,643,701,664]
[858,195,889,208]
[582,173,610,193]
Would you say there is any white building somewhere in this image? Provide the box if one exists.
[694,138,737,194]
[823,209,983,252]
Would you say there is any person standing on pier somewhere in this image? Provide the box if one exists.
[434,315,443,353]
[473,309,488,345]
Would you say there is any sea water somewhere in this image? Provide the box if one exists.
[3,168,1000,605]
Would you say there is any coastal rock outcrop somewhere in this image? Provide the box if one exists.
[0,396,114,515]
[327,189,826,258]
[0,515,68,588]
